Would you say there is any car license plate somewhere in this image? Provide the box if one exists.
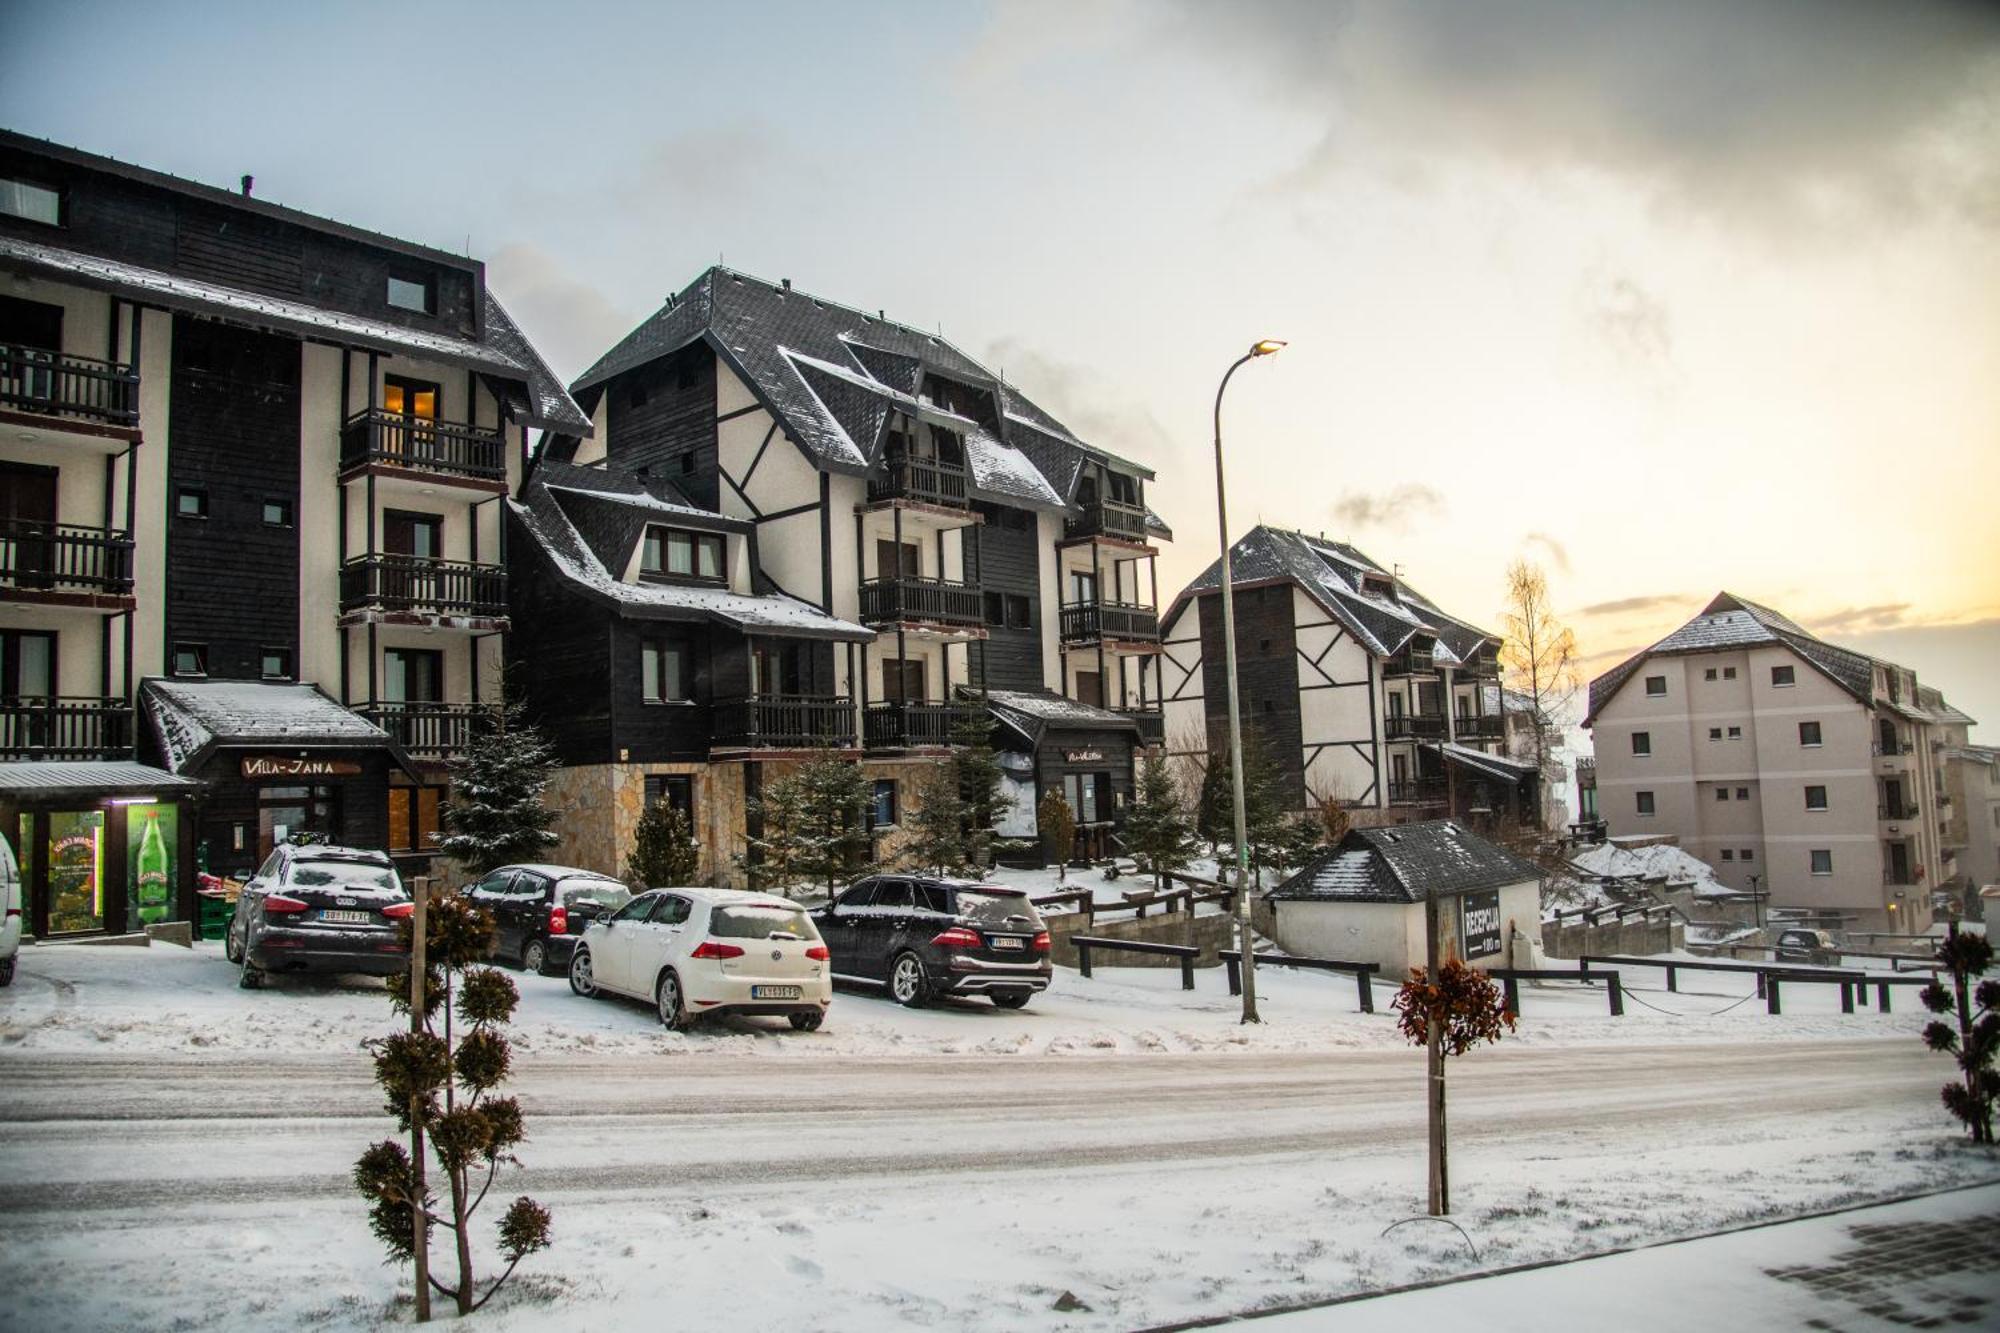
[320,909,372,924]
[752,985,801,1000]
[992,937,1024,951]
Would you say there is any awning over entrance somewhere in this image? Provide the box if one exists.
[0,760,199,802]
[139,679,412,776]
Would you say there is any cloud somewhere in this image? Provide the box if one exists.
[1163,0,2000,231]
[1805,603,1916,634]
[1522,531,1571,576]
[1578,266,1673,369]
[1330,483,1444,531]
[982,337,1189,473]
[485,244,639,383]
[1577,592,1690,618]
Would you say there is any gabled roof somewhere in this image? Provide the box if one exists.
[1585,592,1878,724]
[1165,526,1499,661]
[975,688,1140,747]
[512,461,870,641]
[139,679,405,775]
[1267,819,1543,904]
[565,267,1143,510]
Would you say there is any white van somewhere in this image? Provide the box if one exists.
[0,832,20,986]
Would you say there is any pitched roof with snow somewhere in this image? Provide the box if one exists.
[139,679,400,774]
[1585,592,1880,724]
[1268,819,1543,904]
[1166,527,1498,661]
[975,688,1140,744]
[564,267,1143,511]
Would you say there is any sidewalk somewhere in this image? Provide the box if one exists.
[1251,1183,2000,1332]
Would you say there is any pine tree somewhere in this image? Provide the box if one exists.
[1201,729,1289,882]
[1123,753,1198,889]
[903,761,969,876]
[740,749,872,897]
[1038,789,1077,882]
[951,706,1009,870]
[439,700,560,877]
[625,799,700,889]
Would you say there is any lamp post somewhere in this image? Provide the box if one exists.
[1214,338,1286,1025]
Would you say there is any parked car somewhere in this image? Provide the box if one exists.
[0,829,20,987]
[465,864,632,975]
[1774,927,1840,966]
[567,887,831,1031]
[224,844,411,989]
[809,875,1051,1009]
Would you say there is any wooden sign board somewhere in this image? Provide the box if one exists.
[240,756,364,780]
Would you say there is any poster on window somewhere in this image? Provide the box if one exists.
[49,809,105,934]
[127,804,178,925]
[1459,889,1502,960]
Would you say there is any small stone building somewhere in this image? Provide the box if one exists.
[1265,819,1543,977]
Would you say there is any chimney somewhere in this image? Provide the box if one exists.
[240,174,254,197]
[781,277,791,292]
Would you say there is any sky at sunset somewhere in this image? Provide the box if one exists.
[5,0,1996,738]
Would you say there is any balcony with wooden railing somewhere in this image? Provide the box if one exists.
[1388,777,1448,806]
[0,521,134,600]
[1118,706,1166,747]
[339,410,507,485]
[1059,600,1160,646]
[713,694,856,750]
[1382,646,1438,677]
[867,452,969,508]
[339,555,508,621]
[1384,713,1447,741]
[859,575,984,631]
[0,344,139,432]
[358,701,499,759]
[0,696,133,760]
[863,701,978,750]
[1456,714,1506,742]
[1064,498,1149,543]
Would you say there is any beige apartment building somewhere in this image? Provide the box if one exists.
[1586,593,1973,933]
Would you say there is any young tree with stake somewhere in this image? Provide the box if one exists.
[1038,789,1077,882]
[1498,558,1579,824]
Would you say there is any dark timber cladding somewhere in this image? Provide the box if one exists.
[971,500,1043,692]
[167,316,300,679]
[1197,583,1307,805]
[602,347,719,509]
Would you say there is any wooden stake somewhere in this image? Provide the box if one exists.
[410,875,430,1323]
[1426,885,1448,1216]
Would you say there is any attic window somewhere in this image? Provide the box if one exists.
[641,526,723,581]
[386,273,434,314]
[1361,573,1398,600]
[0,176,62,227]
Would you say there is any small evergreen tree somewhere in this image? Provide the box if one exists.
[1200,730,1289,883]
[741,749,872,897]
[355,894,551,1316]
[903,761,969,876]
[951,707,1010,870]
[1123,753,1199,889]
[1919,924,1998,1144]
[1038,789,1077,882]
[439,700,560,877]
[626,799,700,889]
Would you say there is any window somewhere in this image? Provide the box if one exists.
[1063,772,1113,825]
[176,487,209,519]
[1005,594,1032,630]
[1741,848,1755,861]
[259,646,292,680]
[1704,668,1717,681]
[984,591,1005,627]
[262,498,293,528]
[869,778,898,829]
[1799,720,1822,747]
[1805,785,1828,811]
[1636,791,1656,816]
[642,527,724,580]
[387,783,445,853]
[172,643,207,677]
[1631,731,1651,756]
[1721,849,1734,861]
[0,176,62,226]
[1074,670,1104,708]
[1716,787,1729,802]
[386,274,434,314]
[1644,675,1666,697]
[1772,665,1796,687]
[881,658,925,704]
[1727,726,1742,738]
[679,451,697,475]
[383,649,442,703]
[1723,667,1737,680]
[1736,786,1749,800]
[642,774,693,826]
[1810,849,1833,875]
[1709,727,1723,741]
[641,640,691,703]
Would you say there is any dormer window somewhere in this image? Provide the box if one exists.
[1361,573,1399,601]
[0,176,62,227]
[386,272,434,314]
[641,526,724,581]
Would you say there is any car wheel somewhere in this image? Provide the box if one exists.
[0,956,14,988]
[522,938,548,976]
[238,951,267,991]
[224,920,242,964]
[889,952,929,1008]
[990,992,1031,1010]
[568,947,598,998]
[656,970,692,1031]
[789,1009,824,1032]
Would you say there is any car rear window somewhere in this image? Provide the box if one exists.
[559,879,631,912]
[951,889,1041,929]
[711,904,818,941]
[289,860,400,893]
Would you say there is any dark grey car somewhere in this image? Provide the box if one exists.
[224,844,410,989]
[810,876,1051,1009]
[465,863,632,975]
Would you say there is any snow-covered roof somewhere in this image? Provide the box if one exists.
[139,679,400,775]
[1567,838,1733,898]
[1269,819,1542,904]
[1426,742,1539,784]
[0,760,200,799]
[977,688,1141,745]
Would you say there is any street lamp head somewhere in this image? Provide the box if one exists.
[1250,339,1287,357]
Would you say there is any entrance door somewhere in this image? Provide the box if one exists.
[0,463,58,589]
[257,785,341,864]
[0,295,63,411]
[1073,670,1103,708]
[1888,841,1911,885]
[0,630,55,752]
[880,658,925,704]
[383,510,443,608]
[383,648,444,750]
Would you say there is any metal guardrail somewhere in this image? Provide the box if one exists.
[1219,949,1379,1012]
[1486,967,1625,1017]
[1071,935,1198,990]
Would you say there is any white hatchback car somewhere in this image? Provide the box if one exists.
[567,887,832,1031]
[0,830,20,987]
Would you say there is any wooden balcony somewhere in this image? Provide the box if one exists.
[1064,498,1149,543]
[1119,707,1166,746]
[339,410,506,486]
[358,701,499,759]
[1384,713,1447,741]
[1388,777,1447,806]
[0,697,134,760]
[1059,600,1160,646]
[859,575,984,631]
[867,453,969,508]
[713,694,856,750]
[1457,714,1506,741]
[340,555,508,621]
[1383,647,1438,677]
[0,521,134,601]
[0,344,139,432]
[864,701,978,750]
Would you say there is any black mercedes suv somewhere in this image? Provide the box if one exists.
[810,875,1051,1008]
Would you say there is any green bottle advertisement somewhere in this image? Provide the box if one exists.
[135,811,170,925]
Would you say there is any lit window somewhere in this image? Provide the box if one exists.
[1636,791,1655,816]
[0,176,61,226]
[172,643,207,676]
[1771,665,1796,688]
[1810,849,1832,875]
[1805,785,1828,811]
[386,274,433,314]
[1799,721,1822,747]
[641,640,690,703]
[1644,676,1666,697]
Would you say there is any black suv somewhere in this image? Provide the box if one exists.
[810,875,1050,1008]
[225,844,410,989]
[465,863,633,975]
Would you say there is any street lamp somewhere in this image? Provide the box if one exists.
[1214,338,1285,1025]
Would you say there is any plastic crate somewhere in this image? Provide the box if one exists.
[197,895,235,941]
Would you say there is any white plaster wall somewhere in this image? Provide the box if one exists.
[1160,597,1205,758]
[1293,588,1376,807]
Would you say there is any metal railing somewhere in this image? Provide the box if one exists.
[859,575,984,628]
[868,452,969,507]
[713,694,856,749]
[1064,498,1149,542]
[1119,707,1165,746]
[358,701,499,758]
[340,555,507,617]
[1387,777,1447,805]
[340,409,506,482]
[1877,801,1919,821]
[1059,600,1160,644]
[863,701,976,749]
[0,520,134,594]
[0,696,133,759]
[1384,713,1447,741]
[0,344,139,428]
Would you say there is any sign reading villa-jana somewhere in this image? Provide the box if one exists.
[240,756,364,779]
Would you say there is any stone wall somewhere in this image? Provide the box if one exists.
[1541,917,1683,959]
[1044,906,1235,969]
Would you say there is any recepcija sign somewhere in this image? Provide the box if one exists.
[1459,889,1502,959]
[241,756,363,779]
